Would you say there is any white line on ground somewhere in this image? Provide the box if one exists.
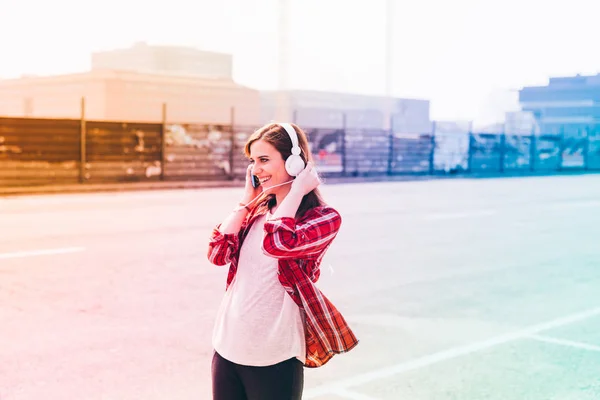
[0,247,86,259]
[527,334,600,352]
[424,209,497,220]
[303,305,600,398]
[331,389,383,400]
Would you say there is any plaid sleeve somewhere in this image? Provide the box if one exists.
[262,207,341,260]
[207,225,240,266]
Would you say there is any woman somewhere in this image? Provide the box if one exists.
[207,122,358,400]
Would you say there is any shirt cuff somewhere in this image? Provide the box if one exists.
[211,225,240,245]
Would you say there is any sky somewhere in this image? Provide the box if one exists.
[1,0,599,125]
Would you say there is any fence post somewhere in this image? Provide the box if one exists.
[387,115,394,176]
[428,121,437,175]
[79,97,86,184]
[467,132,474,173]
[529,134,536,172]
[583,129,590,171]
[229,106,236,180]
[160,102,167,181]
[341,113,347,176]
[557,131,565,171]
[499,133,506,173]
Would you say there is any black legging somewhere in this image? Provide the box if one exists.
[211,351,304,400]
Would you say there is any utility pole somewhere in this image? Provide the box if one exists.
[275,0,292,122]
[384,0,394,131]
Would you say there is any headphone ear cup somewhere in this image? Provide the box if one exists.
[285,155,305,176]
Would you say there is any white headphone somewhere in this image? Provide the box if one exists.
[279,122,306,176]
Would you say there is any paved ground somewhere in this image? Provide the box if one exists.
[1,174,600,399]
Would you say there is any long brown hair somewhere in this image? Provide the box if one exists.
[244,122,326,218]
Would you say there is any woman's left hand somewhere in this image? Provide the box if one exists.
[291,161,321,195]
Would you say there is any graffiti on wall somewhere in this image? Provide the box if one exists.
[306,128,344,173]
[165,124,232,177]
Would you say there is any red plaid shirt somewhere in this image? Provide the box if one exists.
[207,201,359,368]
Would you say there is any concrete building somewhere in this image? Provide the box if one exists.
[91,42,233,79]
[519,74,600,135]
[0,43,432,132]
[0,69,260,125]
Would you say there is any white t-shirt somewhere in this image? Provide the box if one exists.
[212,214,306,366]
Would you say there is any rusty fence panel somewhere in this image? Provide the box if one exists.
[163,123,235,181]
[469,133,503,172]
[589,133,600,170]
[533,134,562,171]
[230,126,260,180]
[0,117,81,187]
[304,127,345,176]
[84,121,163,182]
[344,129,389,176]
[390,133,434,174]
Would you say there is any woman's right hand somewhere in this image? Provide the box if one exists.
[240,164,262,205]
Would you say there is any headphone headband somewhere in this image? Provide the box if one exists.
[278,122,305,176]
[279,123,300,154]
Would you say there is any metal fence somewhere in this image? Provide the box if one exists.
[1,115,599,187]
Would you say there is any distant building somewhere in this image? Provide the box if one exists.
[0,70,260,125]
[91,42,233,79]
[519,74,600,135]
[260,90,432,133]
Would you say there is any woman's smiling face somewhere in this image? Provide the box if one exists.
[249,139,293,189]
